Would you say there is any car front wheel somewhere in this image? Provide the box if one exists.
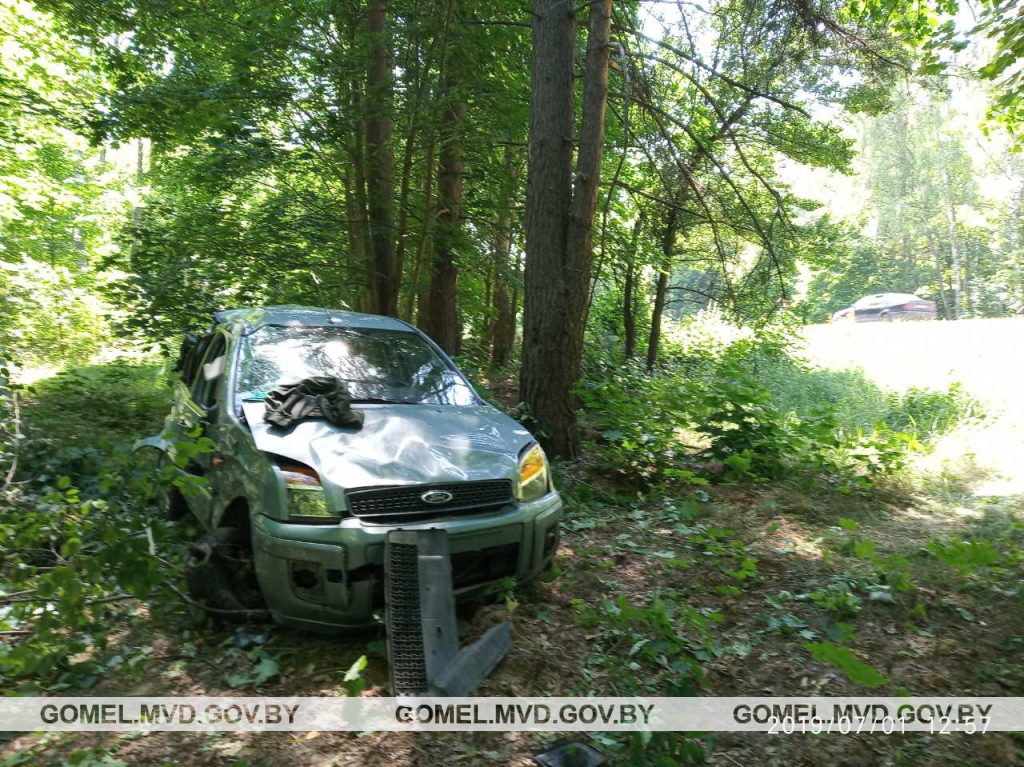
[184,528,267,621]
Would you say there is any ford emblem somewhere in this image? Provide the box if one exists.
[420,489,454,505]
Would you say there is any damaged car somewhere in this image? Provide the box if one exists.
[138,306,563,632]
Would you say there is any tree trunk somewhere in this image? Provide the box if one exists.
[1009,166,1024,312]
[343,170,366,309]
[132,138,144,236]
[394,130,416,302]
[365,0,398,316]
[520,0,610,459]
[333,1,371,311]
[403,138,435,322]
[520,0,577,455]
[393,26,433,300]
[419,13,466,352]
[940,166,961,320]
[927,230,952,319]
[491,150,519,367]
[623,211,644,360]
[646,209,676,371]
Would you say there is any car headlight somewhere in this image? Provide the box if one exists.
[517,443,550,502]
[278,461,340,523]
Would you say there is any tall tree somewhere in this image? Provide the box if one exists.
[646,207,677,370]
[419,0,466,351]
[490,147,520,367]
[365,0,398,315]
[521,0,611,458]
[622,211,644,360]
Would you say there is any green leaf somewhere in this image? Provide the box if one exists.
[343,655,368,682]
[806,641,886,688]
[251,653,279,685]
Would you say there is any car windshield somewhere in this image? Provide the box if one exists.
[235,326,477,406]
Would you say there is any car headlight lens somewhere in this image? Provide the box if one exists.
[517,443,550,502]
[279,462,340,523]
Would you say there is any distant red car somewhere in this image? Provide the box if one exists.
[832,293,937,323]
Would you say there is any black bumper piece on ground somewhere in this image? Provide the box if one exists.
[384,528,511,696]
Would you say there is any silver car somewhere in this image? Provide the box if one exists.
[140,306,563,633]
[833,293,937,322]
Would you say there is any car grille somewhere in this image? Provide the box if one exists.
[346,479,514,522]
[384,539,428,694]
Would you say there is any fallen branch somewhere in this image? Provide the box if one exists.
[167,583,269,621]
[1,592,139,606]
[0,588,38,603]
[151,653,223,672]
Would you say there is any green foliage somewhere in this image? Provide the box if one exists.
[0,1,129,365]
[579,318,940,491]
[21,359,169,446]
[927,538,1002,574]
[575,593,712,695]
[886,383,982,438]
[0,448,174,687]
[0,359,201,689]
[576,360,706,489]
[0,264,113,366]
[342,654,369,697]
[810,582,863,619]
[805,641,887,688]
[976,0,1024,138]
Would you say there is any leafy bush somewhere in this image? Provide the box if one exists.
[1,446,170,687]
[577,361,706,488]
[578,316,972,492]
[809,582,862,619]
[0,358,205,689]
[927,538,1002,575]
[886,384,983,438]
[0,261,113,367]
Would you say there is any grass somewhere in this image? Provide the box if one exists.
[19,357,170,446]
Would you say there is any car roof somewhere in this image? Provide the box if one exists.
[212,305,414,333]
[853,292,920,306]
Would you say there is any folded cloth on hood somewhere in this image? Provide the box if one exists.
[263,376,364,431]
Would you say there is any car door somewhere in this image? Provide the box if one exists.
[167,334,211,438]
[182,331,230,528]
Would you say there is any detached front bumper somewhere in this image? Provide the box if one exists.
[251,492,563,633]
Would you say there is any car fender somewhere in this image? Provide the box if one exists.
[133,435,171,454]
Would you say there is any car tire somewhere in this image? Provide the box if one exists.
[184,528,268,621]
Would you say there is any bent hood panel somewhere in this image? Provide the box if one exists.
[241,401,533,489]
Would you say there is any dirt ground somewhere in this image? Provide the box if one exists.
[6,472,1023,766]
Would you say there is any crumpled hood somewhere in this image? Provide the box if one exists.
[241,401,534,490]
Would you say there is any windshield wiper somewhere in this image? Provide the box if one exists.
[349,397,417,405]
